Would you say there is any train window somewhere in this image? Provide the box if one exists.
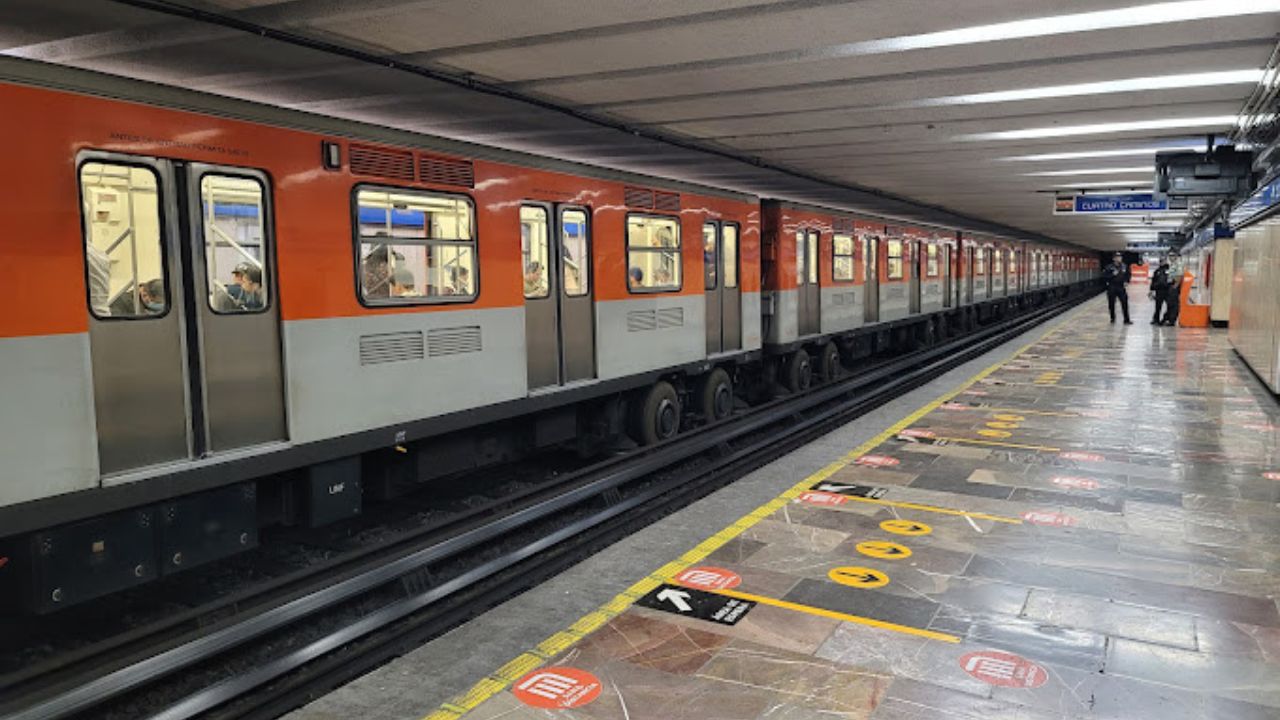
[703,223,718,290]
[626,215,681,292]
[355,187,476,304]
[201,174,270,314]
[723,223,739,288]
[975,249,986,275]
[886,240,903,279]
[807,231,818,284]
[561,208,589,297]
[833,234,854,282]
[795,231,805,285]
[521,206,550,299]
[926,243,940,277]
[80,162,169,319]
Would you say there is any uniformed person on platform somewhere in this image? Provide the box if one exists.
[1149,257,1171,325]
[1162,251,1184,326]
[1102,252,1132,325]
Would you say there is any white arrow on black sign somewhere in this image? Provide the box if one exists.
[655,588,692,612]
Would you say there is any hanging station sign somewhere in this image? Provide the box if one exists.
[1053,193,1168,215]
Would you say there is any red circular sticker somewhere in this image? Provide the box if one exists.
[675,566,742,590]
[899,428,936,439]
[856,455,900,467]
[513,666,602,709]
[1021,510,1078,527]
[1264,472,1280,481]
[1059,451,1103,462]
[1051,476,1099,491]
[799,490,849,506]
[959,650,1048,688]
[941,402,970,411]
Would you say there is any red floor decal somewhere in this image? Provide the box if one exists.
[1021,510,1078,527]
[959,650,1048,688]
[899,428,936,439]
[675,566,742,590]
[513,666,602,709]
[1264,472,1280,481]
[799,490,849,506]
[1050,476,1100,490]
[856,455,900,467]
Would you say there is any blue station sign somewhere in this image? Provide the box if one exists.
[1055,193,1168,214]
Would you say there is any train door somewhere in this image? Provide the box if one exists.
[797,229,820,335]
[963,246,975,303]
[908,240,921,313]
[522,204,596,389]
[79,152,286,476]
[703,222,741,354]
[942,244,953,308]
[864,234,879,321]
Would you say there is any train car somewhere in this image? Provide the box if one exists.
[0,59,765,611]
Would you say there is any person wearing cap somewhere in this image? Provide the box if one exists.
[232,262,265,310]
[1101,252,1131,325]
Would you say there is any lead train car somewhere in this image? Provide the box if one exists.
[0,59,762,611]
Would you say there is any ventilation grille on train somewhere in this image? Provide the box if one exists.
[349,144,416,182]
[420,154,475,188]
[359,331,425,365]
[624,186,681,211]
[656,307,684,327]
[624,187,654,209]
[627,307,684,332]
[653,191,681,212]
[427,326,482,357]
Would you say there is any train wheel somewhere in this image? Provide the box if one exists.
[632,381,681,445]
[698,368,734,423]
[784,350,812,393]
[816,342,841,383]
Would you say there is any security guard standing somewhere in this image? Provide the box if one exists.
[1162,251,1184,326]
[1101,252,1132,324]
[1149,257,1170,325]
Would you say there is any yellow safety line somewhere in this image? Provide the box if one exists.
[713,587,961,643]
[418,310,1077,720]
[933,436,1062,452]
[837,495,1022,524]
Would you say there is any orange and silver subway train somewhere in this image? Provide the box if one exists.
[0,60,1098,612]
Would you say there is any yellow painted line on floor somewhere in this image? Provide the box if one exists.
[417,309,1078,720]
[839,495,1023,524]
[714,587,961,643]
[933,435,1062,452]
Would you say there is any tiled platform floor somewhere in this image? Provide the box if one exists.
[297,295,1280,720]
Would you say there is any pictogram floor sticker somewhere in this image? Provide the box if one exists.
[827,565,891,588]
[879,518,933,536]
[512,667,602,709]
[855,540,913,559]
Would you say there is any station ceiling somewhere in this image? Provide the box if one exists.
[4,0,1280,248]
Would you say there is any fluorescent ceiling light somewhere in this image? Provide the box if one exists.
[1026,166,1153,177]
[1049,180,1154,188]
[964,116,1237,141]
[1001,145,1208,161]
[913,70,1262,108]
[842,1,1280,55]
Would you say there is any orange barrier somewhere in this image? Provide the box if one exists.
[1178,272,1209,328]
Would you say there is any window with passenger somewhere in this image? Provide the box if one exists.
[355,187,476,304]
[833,234,854,282]
[626,215,681,292]
[886,240,904,280]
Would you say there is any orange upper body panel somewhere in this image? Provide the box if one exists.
[0,82,758,339]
